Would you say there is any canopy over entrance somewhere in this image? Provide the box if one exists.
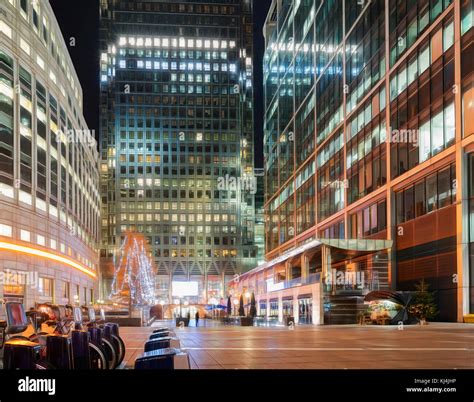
[256,238,393,273]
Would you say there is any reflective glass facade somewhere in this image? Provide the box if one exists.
[264,0,474,322]
[99,0,257,304]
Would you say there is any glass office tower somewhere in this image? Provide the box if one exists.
[261,0,474,323]
[99,0,257,310]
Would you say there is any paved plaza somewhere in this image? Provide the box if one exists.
[120,320,474,369]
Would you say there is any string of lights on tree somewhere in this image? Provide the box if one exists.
[109,233,156,306]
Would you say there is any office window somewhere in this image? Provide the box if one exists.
[0,224,12,237]
[444,102,455,145]
[20,0,27,14]
[438,167,452,208]
[36,234,45,246]
[63,281,70,299]
[39,277,53,297]
[20,229,30,242]
[431,110,444,155]
[419,45,430,75]
[396,164,455,224]
[402,184,414,222]
[414,181,426,217]
[443,21,454,51]
[419,121,431,163]
[426,173,438,213]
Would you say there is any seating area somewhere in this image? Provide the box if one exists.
[134,327,190,369]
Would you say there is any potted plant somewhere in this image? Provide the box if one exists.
[239,294,254,326]
[238,294,245,317]
[408,279,438,325]
[249,292,257,318]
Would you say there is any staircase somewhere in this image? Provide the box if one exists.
[324,294,366,325]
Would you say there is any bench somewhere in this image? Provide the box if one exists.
[145,337,181,352]
[135,348,190,370]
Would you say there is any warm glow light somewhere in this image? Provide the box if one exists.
[0,241,97,279]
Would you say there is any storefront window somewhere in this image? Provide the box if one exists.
[38,277,53,297]
[282,299,293,317]
[269,300,278,317]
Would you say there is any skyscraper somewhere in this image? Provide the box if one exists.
[0,0,100,307]
[229,0,474,324]
[99,0,257,312]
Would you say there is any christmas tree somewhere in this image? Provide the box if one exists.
[408,279,438,323]
[109,232,156,307]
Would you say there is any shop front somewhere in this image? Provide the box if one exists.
[228,238,393,325]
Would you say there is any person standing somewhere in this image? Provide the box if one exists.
[195,311,200,327]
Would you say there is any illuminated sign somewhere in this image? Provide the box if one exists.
[172,281,199,297]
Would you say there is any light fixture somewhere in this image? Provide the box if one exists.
[0,241,96,278]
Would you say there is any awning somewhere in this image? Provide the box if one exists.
[321,238,393,252]
[239,238,393,277]
[364,291,414,306]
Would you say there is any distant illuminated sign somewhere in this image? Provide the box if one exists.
[172,281,199,297]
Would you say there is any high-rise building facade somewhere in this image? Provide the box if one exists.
[99,0,256,310]
[254,168,265,266]
[235,0,474,324]
[0,0,100,308]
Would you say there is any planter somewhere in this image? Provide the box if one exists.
[240,317,254,327]
[175,317,190,327]
[419,318,427,326]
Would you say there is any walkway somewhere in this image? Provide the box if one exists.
[120,320,474,369]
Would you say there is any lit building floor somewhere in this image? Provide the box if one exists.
[120,321,474,369]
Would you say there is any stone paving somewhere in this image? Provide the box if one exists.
[120,320,474,369]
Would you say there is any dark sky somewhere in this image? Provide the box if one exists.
[49,0,272,168]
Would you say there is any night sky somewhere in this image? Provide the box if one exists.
[49,0,272,168]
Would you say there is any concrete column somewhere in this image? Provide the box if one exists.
[293,294,299,324]
[312,283,324,325]
[301,253,308,283]
[285,261,291,281]
[278,296,283,323]
[321,245,332,294]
